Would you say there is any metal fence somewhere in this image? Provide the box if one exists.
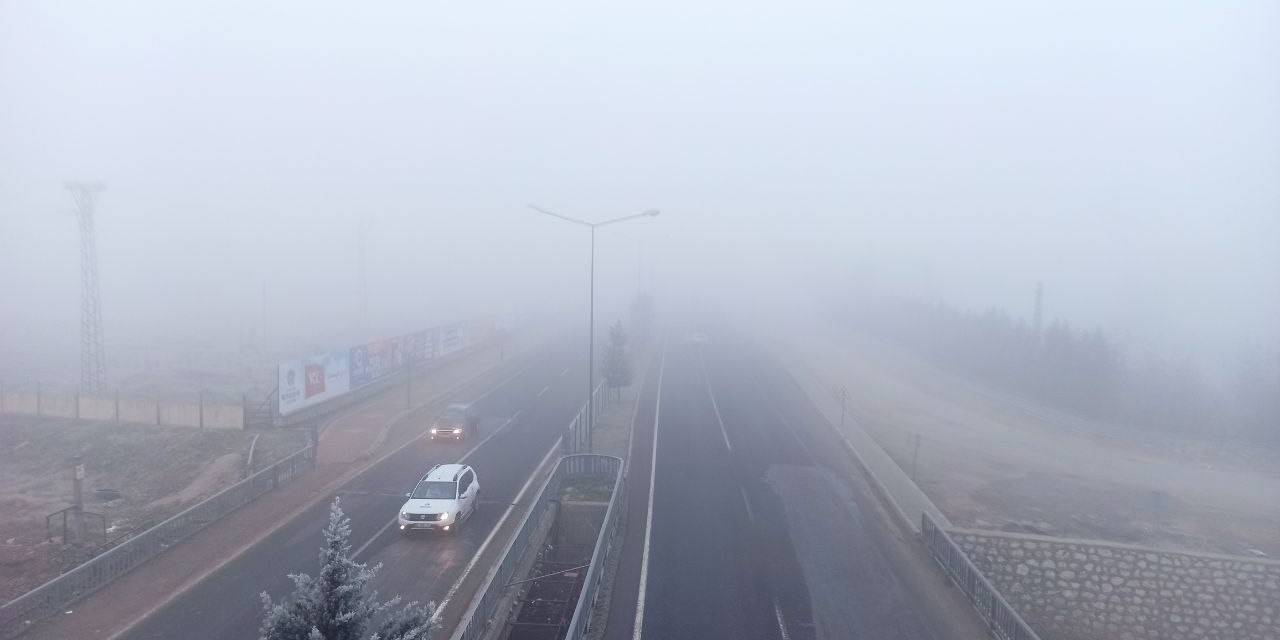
[562,455,624,640]
[564,382,608,454]
[922,512,1042,640]
[451,454,624,640]
[0,444,317,637]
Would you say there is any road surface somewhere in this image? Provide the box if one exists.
[606,329,985,640]
[123,340,590,640]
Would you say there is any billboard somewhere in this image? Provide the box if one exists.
[349,336,406,389]
[407,329,438,365]
[276,317,492,417]
[278,350,350,415]
[439,322,469,356]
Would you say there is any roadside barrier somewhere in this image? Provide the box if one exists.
[452,454,624,640]
[0,445,316,638]
[922,512,1042,640]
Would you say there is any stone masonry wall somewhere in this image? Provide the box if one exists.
[952,528,1280,640]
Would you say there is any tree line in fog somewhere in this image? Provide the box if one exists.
[835,295,1280,446]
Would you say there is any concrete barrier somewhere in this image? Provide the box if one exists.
[202,402,244,429]
[158,401,201,428]
[79,395,117,421]
[40,392,78,419]
[774,346,950,534]
[2,390,38,415]
[118,397,158,425]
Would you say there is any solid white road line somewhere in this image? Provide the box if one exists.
[353,412,521,561]
[698,350,734,453]
[433,436,562,621]
[773,598,792,640]
[632,342,668,640]
[537,385,550,398]
[739,486,756,524]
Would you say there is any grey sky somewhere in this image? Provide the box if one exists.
[2,0,1276,378]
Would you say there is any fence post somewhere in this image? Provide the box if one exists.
[155,398,161,425]
[115,388,120,423]
[199,390,205,430]
[241,393,248,429]
[1,380,5,413]
[36,381,43,416]
[75,390,81,419]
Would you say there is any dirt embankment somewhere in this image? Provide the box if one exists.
[784,322,1280,558]
[0,416,305,603]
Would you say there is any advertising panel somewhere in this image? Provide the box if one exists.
[349,336,406,389]
[405,329,437,365]
[438,322,469,356]
[278,350,351,415]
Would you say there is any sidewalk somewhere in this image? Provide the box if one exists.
[15,338,540,640]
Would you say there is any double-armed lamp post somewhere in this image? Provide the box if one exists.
[530,205,660,451]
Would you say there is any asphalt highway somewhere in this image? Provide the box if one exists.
[123,340,589,640]
[609,329,977,640]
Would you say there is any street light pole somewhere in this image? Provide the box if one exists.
[589,225,595,449]
[531,205,659,452]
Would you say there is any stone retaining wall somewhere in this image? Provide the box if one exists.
[952,528,1280,640]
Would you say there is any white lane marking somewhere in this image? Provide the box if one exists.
[354,516,399,560]
[622,349,654,474]
[433,436,562,620]
[560,367,570,377]
[697,350,733,453]
[739,486,756,524]
[101,355,533,640]
[537,385,550,398]
[632,341,668,640]
[773,598,792,640]
[772,407,816,464]
[353,412,520,561]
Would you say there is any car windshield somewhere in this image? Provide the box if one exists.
[444,406,467,421]
[410,481,456,500]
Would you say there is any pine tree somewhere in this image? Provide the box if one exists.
[260,498,436,640]
[602,320,632,397]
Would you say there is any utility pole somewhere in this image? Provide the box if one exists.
[357,216,372,332]
[261,281,269,360]
[1033,281,1044,340]
[67,182,107,393]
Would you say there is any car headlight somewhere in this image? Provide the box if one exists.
[440,512,450,520]
[400,511,409,518]
[430,428,438,434]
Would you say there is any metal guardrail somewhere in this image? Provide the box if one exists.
[0,444,317,637]
[563,455,624,640]
[453,454,624,640]
[922,512,1042,640]
[564,382,608,454]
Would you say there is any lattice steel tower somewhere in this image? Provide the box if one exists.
[67,182,107,392]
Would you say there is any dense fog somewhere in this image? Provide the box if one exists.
[2,0,1276,394]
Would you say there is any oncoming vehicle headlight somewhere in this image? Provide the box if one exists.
[440,512,450,521]
[400,511,409,519]
[430,428,438,434]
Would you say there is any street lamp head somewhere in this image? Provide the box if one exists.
[643,209,660,217]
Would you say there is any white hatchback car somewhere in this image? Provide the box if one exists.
[398,463,478,533]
